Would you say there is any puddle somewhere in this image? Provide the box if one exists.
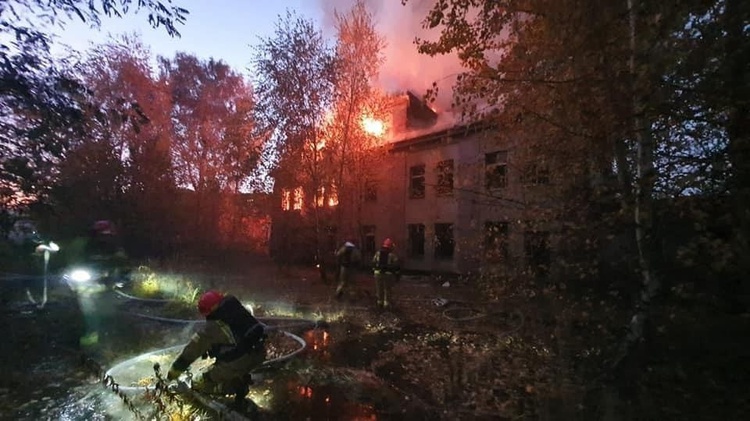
[1,277,431,420]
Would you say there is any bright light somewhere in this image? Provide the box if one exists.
[361,116,385,137]
[293,187,304,210]
[69,269,92,283]
[35,241,60,253]
[281,189,291,211]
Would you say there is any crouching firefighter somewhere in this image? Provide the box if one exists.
[167,291,266,407]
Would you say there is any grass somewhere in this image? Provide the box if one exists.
[130,266,201,303]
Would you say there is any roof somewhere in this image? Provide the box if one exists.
[389,120,495,152]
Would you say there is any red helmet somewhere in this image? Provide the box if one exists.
[382,238,394,249]
[93,220,115,235]
[198,290,225,316]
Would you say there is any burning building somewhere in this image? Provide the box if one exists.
[270,90,556,276]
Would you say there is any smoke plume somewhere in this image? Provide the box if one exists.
[318,0,464,119]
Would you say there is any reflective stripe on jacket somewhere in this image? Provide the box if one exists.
[173,295,265,371]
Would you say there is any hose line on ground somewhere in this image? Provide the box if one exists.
[107,321,312,394]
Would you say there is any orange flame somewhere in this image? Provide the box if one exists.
[361,116,385,137]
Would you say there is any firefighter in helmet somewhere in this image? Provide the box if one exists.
[167,291,266,408]
[334,239,362,299]
[372,238,400,309]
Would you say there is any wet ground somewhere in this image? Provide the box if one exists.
[0,262,502,420]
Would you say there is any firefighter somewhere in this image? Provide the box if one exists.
[334,239,362,299]
[167,291,266,409]
[372,238,400,309]
[87,220,129,284]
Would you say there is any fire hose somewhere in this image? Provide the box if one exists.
[106,327,309,394]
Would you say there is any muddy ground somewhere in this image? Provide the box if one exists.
[1,257,748,420]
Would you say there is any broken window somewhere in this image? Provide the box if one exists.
[436,159,454,196]
[407,223,425,258]
[485,150,508,189]
[434,223,455,259]
[327,183,339,207]
[485,221,509,262]
[325,226,337,253]
[292,187,304,211]
[316,186,326,208]
[281,189,291,211]
[524,230,551,277]
[523,162,550,185]
[361,225,376,254]
[409,164,425,199]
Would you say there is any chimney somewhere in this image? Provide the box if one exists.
[406,91,438,129]
[387,93,410,134]
[386,91,439,136]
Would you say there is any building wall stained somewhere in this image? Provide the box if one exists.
[271,91,559,274]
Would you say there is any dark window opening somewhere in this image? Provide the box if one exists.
[434,223,455,259]
[407,223,425,258]
[524,162,550,185]
[485,150,508,189]
[524,230,551,277]
[324,226,337,254]
[409,165,425,199]
[436,159,454,196]
[361,225,376,255]
[485,221,509,262]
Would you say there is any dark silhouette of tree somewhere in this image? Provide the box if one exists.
[253,10,336,263]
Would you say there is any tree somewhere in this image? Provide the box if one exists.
[327,0,389,242]
[68,35,176,253]
[412,0,745,417]
[1,0,187,205]
[253,10,336,262]
[160,53,261,252]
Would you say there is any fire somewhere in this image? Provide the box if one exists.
[361,116,385,137]
[292,187,304,210]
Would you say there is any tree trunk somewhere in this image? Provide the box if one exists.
[725,0,750,311]
[613,0,660,371]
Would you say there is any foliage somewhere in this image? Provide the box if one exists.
[0,0,188,205]
[252,10,337,259]
[326,0,391,240]
[409,0,749,418]
[130,265,200,303]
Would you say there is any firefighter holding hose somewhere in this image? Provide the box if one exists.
[167,290,266,410]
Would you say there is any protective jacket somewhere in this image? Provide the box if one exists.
[172,295,265,372]
[336,242,361,268]
[372,247,400,275]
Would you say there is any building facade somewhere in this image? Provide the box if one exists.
[359,123,556,274]
[270,92,558,275]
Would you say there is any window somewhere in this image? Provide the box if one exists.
[361,225,376,254]
[315,186,326,207]
[524,230,551,277]
[409,164,425,199]
[434,223,455,259]
[485,221,509,262]
[523,162,550,185]
[281,189,291,211]
[325,226,337,253]
[292,186,304,210]
[436,159,454,196]
[485,150,508,189]
[364,179,377,202]
[407,224,425,258]
[327,183,339,207]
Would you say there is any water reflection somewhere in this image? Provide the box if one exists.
[304,328,332,360]
[273,380,377,420]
